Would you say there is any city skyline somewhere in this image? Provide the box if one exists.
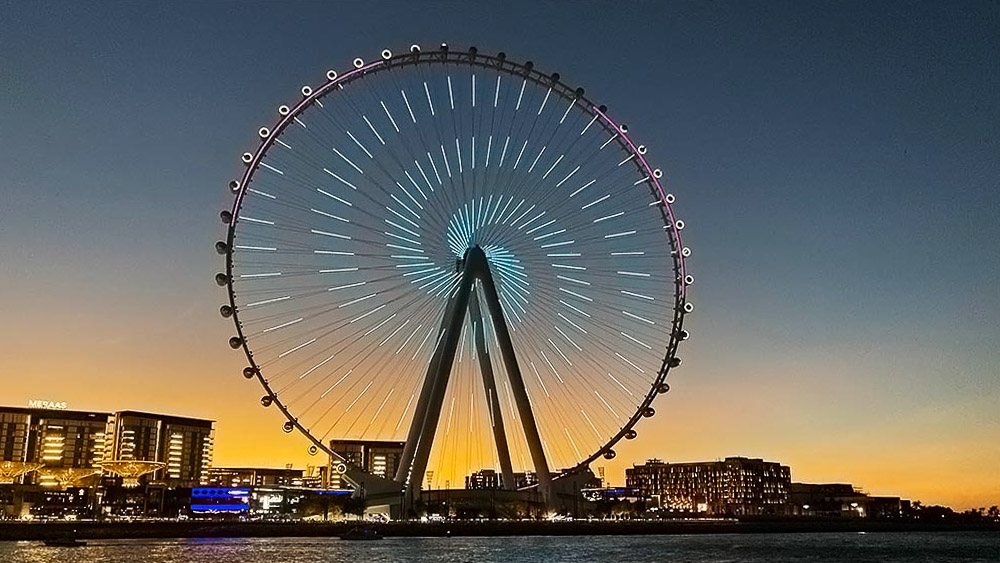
[0,394,989,509]
[1,1,998,511]
[0,399,937,507]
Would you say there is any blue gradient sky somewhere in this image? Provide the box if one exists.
[1,1,997,508]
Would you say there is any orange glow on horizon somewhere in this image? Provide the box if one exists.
[1,298,996,511]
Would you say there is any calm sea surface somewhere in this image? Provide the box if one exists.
[1,532,998,562]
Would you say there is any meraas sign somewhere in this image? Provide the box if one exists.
[27,400,69,410]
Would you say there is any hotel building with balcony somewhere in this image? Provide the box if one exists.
[626,456,791,515]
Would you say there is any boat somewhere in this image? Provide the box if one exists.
[43,537,87,547]
[339,526,383,541]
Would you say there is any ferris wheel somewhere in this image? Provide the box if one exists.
[217,44,692,503]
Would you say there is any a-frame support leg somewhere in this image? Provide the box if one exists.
[468,289,516,491]
[396,246,552,506]
[398,254,477,504]
[474,249,553,503]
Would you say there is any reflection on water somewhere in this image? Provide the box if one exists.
[1,532,998,563]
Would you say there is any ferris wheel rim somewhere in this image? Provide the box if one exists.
[220,44,691,480]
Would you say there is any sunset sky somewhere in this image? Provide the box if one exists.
[1,1,997,510]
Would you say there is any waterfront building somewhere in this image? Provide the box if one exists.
[463,468,598,494]
[300,465,328,489]
[580,487,646,503]
[0,406,109,486]
[206,466,305,488]
[189,485,351,520]
[466,469,501,490]
[107,411,214,488]
[788,482,904,518]
[329,439,404,481]
[626,456,791,515]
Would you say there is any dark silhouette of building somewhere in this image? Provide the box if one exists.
[626,456,790,515]
[788,482,904,518]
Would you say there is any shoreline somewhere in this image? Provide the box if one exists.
[1,519,997,541]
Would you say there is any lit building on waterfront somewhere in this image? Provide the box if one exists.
[466,469,501,490]
[0,405,213,489]
[106,411,214,487]
[626,457,791,515]
[580,486,646,503]
[329,439,404,482]
[206,466,305,488]
[0,406,109,486]
[463,469,549,490]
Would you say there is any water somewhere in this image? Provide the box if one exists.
[1,532,997,562]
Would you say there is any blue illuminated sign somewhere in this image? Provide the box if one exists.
[192,487,250,498]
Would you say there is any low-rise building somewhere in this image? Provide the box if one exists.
[206,466,305,488]
[788,482,904,519]
[466,469,501,490]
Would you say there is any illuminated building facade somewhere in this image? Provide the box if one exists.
[107,411,214,487]
[464,468,588,491]
[206,466,305,488]
[580,487,646,503]
[0,406,108,486]
[329,439,404,482]
[626,457,790,515]
[466,469,501,490]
